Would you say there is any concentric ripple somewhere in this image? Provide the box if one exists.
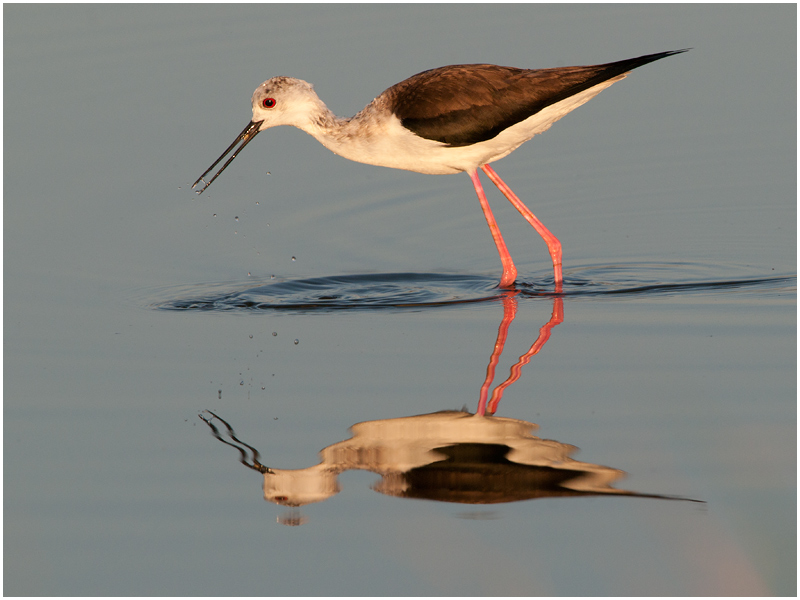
[152,273,502,312]
[148,263,794,313]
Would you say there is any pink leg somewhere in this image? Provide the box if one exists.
[480,164,563,289]
[468,169,517,288]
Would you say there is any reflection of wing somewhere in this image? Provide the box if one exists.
[374,441,651,504]
[203,409,703,509]
[326,411,703,504]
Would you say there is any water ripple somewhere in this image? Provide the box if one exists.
[543,262,795,299]
[149,263,794,313]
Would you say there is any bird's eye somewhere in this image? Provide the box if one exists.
[262,98,276,109]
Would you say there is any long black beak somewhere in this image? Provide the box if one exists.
[192,119,264,194]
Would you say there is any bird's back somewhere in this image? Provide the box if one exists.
[383,51,686,146]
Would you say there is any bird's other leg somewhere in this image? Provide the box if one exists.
[468,169,517,288]
[481,164,563,289]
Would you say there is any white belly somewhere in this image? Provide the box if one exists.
[311,75,625,175]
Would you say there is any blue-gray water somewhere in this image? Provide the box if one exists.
[5,5,795,596]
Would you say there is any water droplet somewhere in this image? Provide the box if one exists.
[270,275,275,279]
[255,201,260,205]
[266,171,271,175]
[249,334,253,339]
[294,339,299,345]
[291,256,296,261]
[261,386,265,390]
[213,213,217,217]
[272,332,277,336]
[247,272,251,277]
[218,389,222,399]
[235,216,239,221]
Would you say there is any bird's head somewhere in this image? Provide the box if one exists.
[251,77,323,131]
[192,76,324,194]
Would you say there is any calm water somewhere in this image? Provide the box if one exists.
[5,5,796,596]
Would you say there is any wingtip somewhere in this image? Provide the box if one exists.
[649,48,691,60]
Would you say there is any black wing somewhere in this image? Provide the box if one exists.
[387,50,688,147]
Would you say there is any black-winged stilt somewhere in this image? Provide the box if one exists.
[193,50,688,290]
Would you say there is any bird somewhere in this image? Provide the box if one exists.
[193,49,688,290]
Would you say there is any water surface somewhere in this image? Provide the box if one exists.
[4,4,795,596]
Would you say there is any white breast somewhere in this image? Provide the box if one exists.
[307,75,626,175]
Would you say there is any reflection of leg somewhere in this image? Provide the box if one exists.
[477,292,518,416]
[469,169,518,288]
[481,164,563,288]
[487,297,564,415]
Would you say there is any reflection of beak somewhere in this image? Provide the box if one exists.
[192,119,264,194]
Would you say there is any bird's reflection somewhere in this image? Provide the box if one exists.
[201,293,701,524]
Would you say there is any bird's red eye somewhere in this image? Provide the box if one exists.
[262,98,276,109]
